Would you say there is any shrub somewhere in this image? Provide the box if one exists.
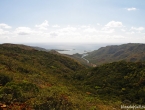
[0,73,12,86]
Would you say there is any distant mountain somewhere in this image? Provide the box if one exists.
[33,46,49,51]
[85,43,145,65]
[1,43,35,50]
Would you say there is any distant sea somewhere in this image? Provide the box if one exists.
[25,43,121,55]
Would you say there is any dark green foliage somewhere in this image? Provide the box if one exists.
[33,95,74,110]
[0,82,22,103]
[73,61,145,104]
[0,44,87,109]
[18,81,39,93]
[0,82,39,103]
[0,73,12,86]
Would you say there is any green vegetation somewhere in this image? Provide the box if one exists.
[0,43,145,109]
[85,43,145,65]
[0,73,12,86]
[72,61,145,104]
[1,44,103,109]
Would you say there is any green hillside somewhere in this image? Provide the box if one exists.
[0,43,118,110]
[85,43,145,65]
[73,61,145,104]
[0,43,90,110]
[1,43,145,110]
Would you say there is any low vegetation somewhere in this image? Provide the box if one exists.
[0,43,145,109]
[72,61,145,104]
[85,43,145,65]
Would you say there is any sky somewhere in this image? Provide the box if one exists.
[0,0,145,44]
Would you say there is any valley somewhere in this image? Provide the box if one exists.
[0,43,145,110]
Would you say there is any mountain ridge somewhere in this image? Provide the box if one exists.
[85,43,145,65]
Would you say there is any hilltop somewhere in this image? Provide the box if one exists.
[0,43,88,109]
[85,43,145,65]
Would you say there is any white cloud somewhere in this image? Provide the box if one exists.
[1,20,145,43]
[102,28,115,33]
[35,20,49,30]
[50,32,58,37]
[15,27,32,35]
[105,21,123,27]
[0,23,12,29]
[59,26,77,32]
[131,27,144,31]
[127,31,135,34]
[0,29,10,35]
[126,7,137,11]
[121,29,126,32]
[111,35,125,39]
[101,27,115,33]
[52,25,60,28]
[81,25,90,28]
[84,27,97,33]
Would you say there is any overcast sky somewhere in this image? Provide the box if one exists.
[0,0,145,43]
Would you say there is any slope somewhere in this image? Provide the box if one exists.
[2,43,143,109]
[85,43,145,65]
[72,61,145,104]
[0,43,90,110]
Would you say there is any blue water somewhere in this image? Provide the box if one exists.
[25,43,121,55]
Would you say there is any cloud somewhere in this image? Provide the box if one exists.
[50,32,58,37]
[101,27,115,33]
[126,7,137,11]
[0,29,10,35]
[35,20,49,30]
[52,25,60,28]
[131,27,144,31]
[59,26,77,33]
[111,35,125,39]
[84,27,97,33]
[80,25,90,28]
[127,31,135,34]
[105,21,123,27]
[1,20,145,43]
[15,27,32,35]
[121,29,126,32]
[0,23,12,29]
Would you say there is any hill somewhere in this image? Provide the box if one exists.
[0,43,90,109]
[1,43,145,109]
[0,43,119,110]
[72,61,145,104]
[85,43,145,65]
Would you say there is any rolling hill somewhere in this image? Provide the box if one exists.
[0,43,89,110]
[85,43,145,65]
[73,61,145,104]
[1,43,145,109]
[0,43,119,109]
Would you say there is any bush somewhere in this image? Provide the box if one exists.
[0,82,22,103]
[0,73,12,86]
